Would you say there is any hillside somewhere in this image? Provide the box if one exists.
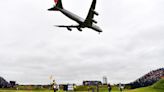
[153,79,164,89]
[127,79,164,92]
[127,68,164,88]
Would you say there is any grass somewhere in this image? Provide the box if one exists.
[128,87,164,92]
[152,79,164,89]
[0,89,54,92]
[125,79,164,92]
[0,88,164,92]
[0,87,163,92]
[1,79,164,92]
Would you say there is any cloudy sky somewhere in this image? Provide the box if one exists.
[0,0,164,85]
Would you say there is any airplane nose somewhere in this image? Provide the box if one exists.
[98,28,103,32]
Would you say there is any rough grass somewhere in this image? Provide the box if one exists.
[152,79,164,89]
[126,79,164,92]
[126,87,164,92]
[0,88,164,92]
[1,80,164,92]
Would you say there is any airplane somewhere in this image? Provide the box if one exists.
[48,0,103,33]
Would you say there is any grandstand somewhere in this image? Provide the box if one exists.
[126,68,164,89]
[0,76,9,88]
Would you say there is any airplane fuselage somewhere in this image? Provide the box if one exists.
[56,7,102,32]
[57,7,84,25]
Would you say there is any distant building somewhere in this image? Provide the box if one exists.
[9,81,16,87]
[59,84,75,91]
[83,81,102,86]
[103,76,108,85]
[59,84,68,91]
[0,76,9,88]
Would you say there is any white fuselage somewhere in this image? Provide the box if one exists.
[57,7,102,32]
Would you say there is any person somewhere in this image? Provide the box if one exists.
[107,84,112,92]
[53,80,58,92]
[119,83,124,92]
[73,84,77,92]
[53,84,58,92]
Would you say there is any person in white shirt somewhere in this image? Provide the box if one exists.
[53,80,58,92]
[119,83,124,92]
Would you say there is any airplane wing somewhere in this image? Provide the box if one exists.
[55,25,83,31]
[84,0,99,26]
[55,25,79,28]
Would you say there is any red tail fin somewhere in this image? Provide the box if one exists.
[54,0,58,4]
[55,0,63,9]
[48,0,63,11]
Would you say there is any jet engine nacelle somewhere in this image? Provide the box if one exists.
[77,27,82,31]
[67,27,72,31]
[92,19,97,24]
[91,9,99,16]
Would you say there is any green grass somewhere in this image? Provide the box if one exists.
[125,79,164,92]
[1,87,162,92]
[0,88,164,92]
[126,87,164,92]
[153,79,164,89]
[1,79,164,92]
[0,87,162,92]
[0,90,53,92]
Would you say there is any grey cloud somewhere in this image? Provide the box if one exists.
[0,0,164,84]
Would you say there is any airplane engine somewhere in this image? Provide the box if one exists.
[77,27,82,31]
[67,27,72,31]
[93,11,99,16]
[91,10,99,16]
[92,19,97,24]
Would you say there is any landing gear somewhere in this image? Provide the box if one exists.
[77,27,82,32]
[67,27,72,31]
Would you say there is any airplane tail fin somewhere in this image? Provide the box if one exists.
[55,0,63,9]
[48,0,63,11]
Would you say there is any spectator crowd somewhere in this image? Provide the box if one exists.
[127,68,164,89]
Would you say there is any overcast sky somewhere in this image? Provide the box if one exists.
[0,0,164,85]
